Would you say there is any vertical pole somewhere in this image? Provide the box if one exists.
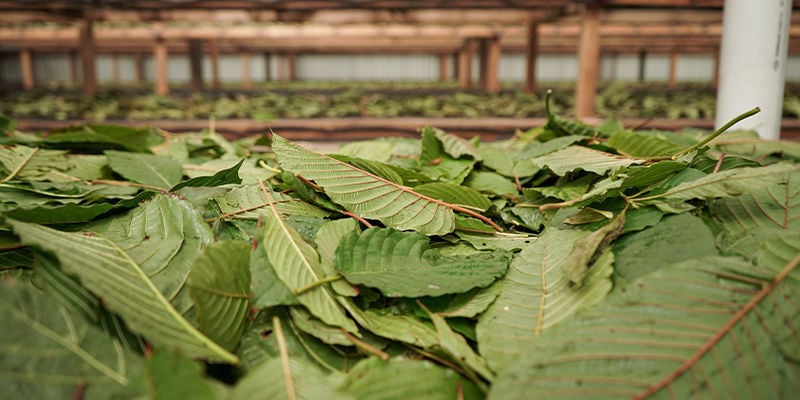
[19,48,35,90]
[241,51,252,89]
[209,39,220,90]
[69,50,79,83]
[608,52,618,81]
[154,36,169,95]
[637,50,646,81]
[457,39,475,90]
[711,48,720,89]
[188,39,204,91]
[79,13,97,95]
[483,36,501,93]
[575,4,601,119]
[134,52,145,82]
[287,53,297,81]
[668,51,679,88]
[715,0,790,139]
[264,53,272,82]
[438,53,450,81]
[110,54,120,84]
[524,18,539,93]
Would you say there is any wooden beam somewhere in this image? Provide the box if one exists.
[438,53,450,81]
[188,39,204,90]
[209,39,220,89]
[241,51,251,89]
[154,36,169,95]
[524,17,539,92]
[575,4,601,119]
[19,48,35,90]
[668,51,678,88]
[79,14,97,95]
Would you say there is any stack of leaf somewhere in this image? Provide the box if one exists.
[0,102,799,399]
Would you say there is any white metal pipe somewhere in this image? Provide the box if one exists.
[715,0,791,140]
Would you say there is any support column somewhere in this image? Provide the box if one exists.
[69,50,79,82]
[637,50,647,81]
[715,0,790,139]
[438,53,450,81]
[154,36,169,95]
[287,53,297,81]
[188,39,204,91]
[575,4,602,119]
[19,48,34,90]
[457,39,476,90]
[711,49,720,89]
[79,13,97,95]
[668,52,679,88]
[524,18,539,93]
[134,52,145,82]
[264,53,272,81]
[110,54,120,84]
[241,51,252,89]
[209,39,220,90]
[479,36,501,93]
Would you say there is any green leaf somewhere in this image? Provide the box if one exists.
[339,356,482,400]
[43,124,163,153]
[607,130,684,157]
[0,146,71,182]
[215,184,329,222]
[637,162,798,203]
[144,351,218,400]
[259,186,357,332]
[172,158,243,191]
[413,182,492,212]
[8,196,237,363]
[105,150,183,189]
[489,255,800,399]
[477,228,613,371]
[426,309,494,382]
[189,241,251,352]
[532,146,644,176]
[335,228,509,297]
[274,134,469,235]
[420,126,480,160]
[0,279,142,399]
[337,140,395,162]
[420,128,476,183]
[315,219,360,297]
[464,171,519,197]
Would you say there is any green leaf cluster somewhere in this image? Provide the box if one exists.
[1,107,799,399]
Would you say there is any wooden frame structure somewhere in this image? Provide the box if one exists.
[1,0,798,118]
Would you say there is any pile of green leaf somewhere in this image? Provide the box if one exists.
[1,102,799,399]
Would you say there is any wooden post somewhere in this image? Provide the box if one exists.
[484,36,501,93]
[134,52,145,82]
[241,51,252,89]
[264,53,272,82]
[711,49,720,89]
[69,50,79,82]
[19,48,34,90]
[188,39,204,91]
[209,39,220,90]
[79,13,97,95]
[457,39,475,90]
[154,36,169,95]
[110,54,120,84]
[287,53,297,81]
[524,18,539,93]
[608,52,618,81]
[638,50,646,81]
[668,52,678,88]
[575,4,602,119]
[438,53,450,81]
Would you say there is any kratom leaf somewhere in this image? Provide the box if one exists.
[413,182,492,212]
[259,183,357,332]
[339,356,482,400]
[214,184,329,221]
[314,219,360,297]
[516,135,585,160]
[531,146,644,176]
[0,146,73,183]
[335,227,509,297]
[289,307,352,346]
[43,124,162,153]
[607,130,684,157]
[421,126,480,160]
[637,162,798,203]
[105,150,183,189]
[189,241,251,352]
[144,351,219,400]
[464,171,519,197]
[171,158,243,191]
[425,308,494,382]
[489,255,800,399]
[0,279,142,399]
[274,134,494,235]
[340,301,439,348]
[477,228,614,371]
[8,198,237,363]
[420,128,476,183]
[337,140,395,162]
